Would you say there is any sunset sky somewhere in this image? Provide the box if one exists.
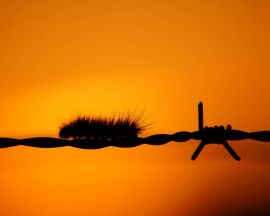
[0,0,270,215]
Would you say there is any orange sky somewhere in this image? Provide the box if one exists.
[0,0,270,215]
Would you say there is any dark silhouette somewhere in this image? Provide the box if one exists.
[191,125,241,161]
[198,102,203,131]
[1,102,270,160]
[192,102,241,160]
[59,113,145,140]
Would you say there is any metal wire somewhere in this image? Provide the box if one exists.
[0,130,269,149]
[1,102,270,160]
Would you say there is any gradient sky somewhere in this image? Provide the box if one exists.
[0,0,270,215]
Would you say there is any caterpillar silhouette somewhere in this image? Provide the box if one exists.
[59,113,146,140]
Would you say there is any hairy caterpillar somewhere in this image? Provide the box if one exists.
[59,113,146,140]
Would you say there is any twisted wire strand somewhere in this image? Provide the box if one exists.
[1,130,270,149]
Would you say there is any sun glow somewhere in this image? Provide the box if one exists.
[0,0,270,215]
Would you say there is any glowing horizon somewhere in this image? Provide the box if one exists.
[0,0,270,215]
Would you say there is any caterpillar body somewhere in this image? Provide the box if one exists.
[59,113,146,140]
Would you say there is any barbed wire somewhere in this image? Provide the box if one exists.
[0,129,269,147]
[4,132,189,149]
[1,102,270,160]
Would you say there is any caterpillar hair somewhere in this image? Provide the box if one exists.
[59,112,147,140]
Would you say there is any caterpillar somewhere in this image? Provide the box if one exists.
[59,113,147,140]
